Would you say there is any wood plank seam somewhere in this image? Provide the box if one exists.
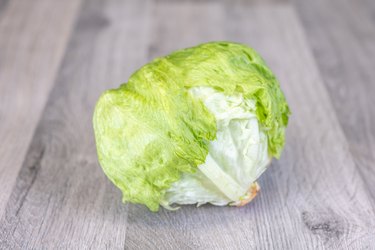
[291,1,375,208]
[0,0,84,218]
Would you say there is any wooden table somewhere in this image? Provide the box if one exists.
[1,0,374,248]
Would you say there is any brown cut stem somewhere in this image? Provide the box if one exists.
[236,182,260,207]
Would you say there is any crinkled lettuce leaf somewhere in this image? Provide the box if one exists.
[164,87,270,207]
[93,41,290,211]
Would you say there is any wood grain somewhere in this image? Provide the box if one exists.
[0,0,82,217]
[147,1,225,59]
[294,0,375,202]
[124,3,375,249]
[0,0,152,248]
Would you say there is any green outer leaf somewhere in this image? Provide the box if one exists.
[93,41,290,211]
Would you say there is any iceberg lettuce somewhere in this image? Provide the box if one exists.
[93,42,290,211]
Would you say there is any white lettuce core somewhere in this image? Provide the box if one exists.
[163,87,271,207]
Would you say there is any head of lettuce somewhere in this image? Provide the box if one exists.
[93,42,290,211]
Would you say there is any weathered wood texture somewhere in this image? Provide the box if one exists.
[1,0,375,249]
[0,0,82,217]
[293,0,375,201]
[0,0,152,248]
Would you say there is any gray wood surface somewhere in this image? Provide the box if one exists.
[0,0,374,249]
[0,0,82,218]
[294,0,375,201]
[0,0,152,248]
